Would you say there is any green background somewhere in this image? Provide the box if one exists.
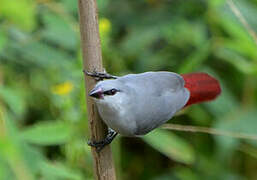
[0,0,257,179]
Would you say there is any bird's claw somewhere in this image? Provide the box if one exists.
[87,128,118,152]
[87,140,106,152]
[83,70,117,81]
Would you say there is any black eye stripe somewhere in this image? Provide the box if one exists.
[103,89,118,96]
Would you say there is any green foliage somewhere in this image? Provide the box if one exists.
[143,129,195,164]
[21,121,72,145]
[0,0,36,31]
[215,110,257,149]
[0,0,257,179]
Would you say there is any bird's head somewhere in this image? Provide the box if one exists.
[89,80,127,105]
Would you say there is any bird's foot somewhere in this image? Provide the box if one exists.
[87,128,118,152]
[83,69,117,81]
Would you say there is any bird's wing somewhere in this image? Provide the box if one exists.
[118,72,190,135]
[119,71,184,94]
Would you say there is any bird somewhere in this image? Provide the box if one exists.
[84,71,221,152]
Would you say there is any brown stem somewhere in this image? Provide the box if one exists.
[78,0,116,179]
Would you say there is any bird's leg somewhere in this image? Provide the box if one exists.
[83,69,118,81]
[87,128,118,152]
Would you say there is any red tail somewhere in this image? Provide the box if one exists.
[181,73,221,107]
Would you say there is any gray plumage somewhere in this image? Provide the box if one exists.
[91,72,190,136]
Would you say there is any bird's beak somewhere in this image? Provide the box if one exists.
[89,87,104,99]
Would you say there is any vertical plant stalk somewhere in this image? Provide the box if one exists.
[78,0,116,179]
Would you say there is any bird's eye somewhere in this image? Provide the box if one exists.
[104,89,118,96]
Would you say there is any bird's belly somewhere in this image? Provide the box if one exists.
[96,103,137,136]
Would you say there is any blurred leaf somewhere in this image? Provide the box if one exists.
[0,86,26,117]
[20,143,45,174]
[143,129,195,164]
[174,166,199,180]
[202,69,239,117]
[164,20,208,47]
[179,42,210,74]
[0,156,14,180]
[209,0,226,7]
[97,0,110,12]
[215,110,257,149]
[61,0,78,13]
[220,14,252,43]
[0,30,7,52]
[213,0,257,60]
[21,121,72,145]
[228,0,257,31]
[187,106,211,126]
[0,0,36,31]
[41,13,77,50]
[121,27,159,56]
[239,144,257,160]
[151,172,176,180]
[0,115,36,180]
[215,48,257,75]
[40,161,83,180]
[4,41,73,68]
[221,39,257,60]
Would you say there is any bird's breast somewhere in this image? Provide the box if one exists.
[95,99,137,136]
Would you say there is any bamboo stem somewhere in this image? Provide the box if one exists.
[77,0,116,179]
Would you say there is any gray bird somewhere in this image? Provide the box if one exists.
[85,71,221,152]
